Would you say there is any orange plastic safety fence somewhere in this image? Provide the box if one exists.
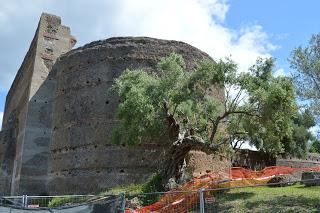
[127,166,320,212]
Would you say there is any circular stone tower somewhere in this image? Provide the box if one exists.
[48,37,223,194]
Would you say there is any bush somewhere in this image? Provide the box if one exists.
[139,172,163,206]
[141,172,163,193]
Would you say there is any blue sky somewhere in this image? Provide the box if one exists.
[225,0,320,72]
[0,0,319,130]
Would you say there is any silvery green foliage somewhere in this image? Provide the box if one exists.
[112,53,297,155]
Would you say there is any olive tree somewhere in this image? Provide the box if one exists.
[111,53,297,181]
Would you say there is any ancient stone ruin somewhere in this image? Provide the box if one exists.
[0,13,229,196]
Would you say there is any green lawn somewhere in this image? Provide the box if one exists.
[212,184,320,213]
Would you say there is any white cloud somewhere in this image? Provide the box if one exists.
[274,68,286,77]
[0,0,276,92]
[240,141,257,151]
[0,112,3,130]
[310,126,320,138]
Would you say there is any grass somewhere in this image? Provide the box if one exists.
[213,184,320,213]
[48,196,87,208]
[100,183,144,196]
[48,173,162,208]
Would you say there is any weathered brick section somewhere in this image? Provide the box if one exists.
[0,13,75,195]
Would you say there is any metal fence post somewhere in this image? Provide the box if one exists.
[22,195,24,207]
[120,193,126,213]
[199,188,205,213]
[25,195,28,207]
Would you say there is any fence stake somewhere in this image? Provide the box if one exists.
[120,193,126,213]
[199,188,205,213]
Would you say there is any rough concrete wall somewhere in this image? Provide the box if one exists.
[0,22,39,196]
[184,150,231,180]
[277,154,320,168]
[0,13,75,195]
[48,37,225,195]
[0,130,14,195]
[15,13,75,195]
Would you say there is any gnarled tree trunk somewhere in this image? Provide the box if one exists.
[161,136,215,186]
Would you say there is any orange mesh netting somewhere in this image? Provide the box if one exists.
[126,166,320,212]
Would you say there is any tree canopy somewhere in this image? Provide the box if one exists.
[289,34,320,119]
[281,110,316,158]
[112,53,297,156]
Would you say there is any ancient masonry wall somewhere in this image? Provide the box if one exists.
[233,149,320,170]
[0,13,75,195]
[0,13,227,195]
[48,37,225,195]
[232,149,276,170]
[276,154,320,168]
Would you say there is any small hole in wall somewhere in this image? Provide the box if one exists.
[45,101,48,104]
[34,99,37,102]
[94,145,98,149]
[119,169,125,173]
[105,100,109,104]
[98,78,101,82]
[97,171,100,174]
[86,81,90,84]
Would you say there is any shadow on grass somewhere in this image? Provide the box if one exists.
[215,192,255,202]
[245,195,320,212]
[212,192,255,213]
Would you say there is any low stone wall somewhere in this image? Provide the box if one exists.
[233,149,320,170]
[232,149,275,170]
[277,154,320,168]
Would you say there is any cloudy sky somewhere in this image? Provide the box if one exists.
[0,0,320,130]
